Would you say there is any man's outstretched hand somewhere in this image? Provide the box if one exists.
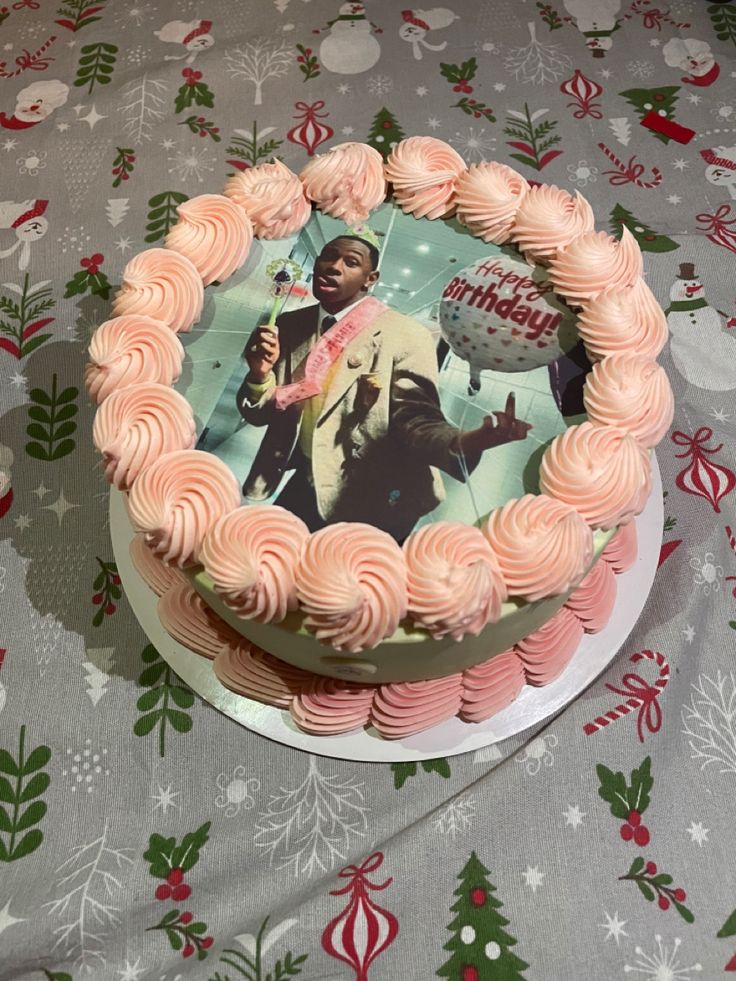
[456,392,533,458]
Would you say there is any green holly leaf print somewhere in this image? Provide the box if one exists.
[0,726,52,862]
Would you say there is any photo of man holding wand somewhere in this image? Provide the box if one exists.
[237,228,532,541]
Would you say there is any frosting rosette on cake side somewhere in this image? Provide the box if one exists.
[214,640,312,707]
[295,523,407,652]
[454,161,529,244]
[224,159,311,239]
[384,136,466,220]
[200,505,309,623]
[577,279,668,363]
[403,522,506,640]
[511,185,595,262]
[299,142,387,226]
[291,679,376,735]
[370,676,464,739]
[93,382,196,491]
[564,558,617,633]
[548,226,643,303]
[129,533,185,596]
[85,315,185,405]
[164,193,253,287]
[601,522,638,574]
[460,649,526,724]
[127,449,241,567]
[158,582,241,659]
[515,606,583,685]
[111,248,204,333]
[483,494,593,601]
[539,421,652,530]
[583,354,674,448]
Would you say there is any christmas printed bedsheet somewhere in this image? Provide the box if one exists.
[2,1,736,978]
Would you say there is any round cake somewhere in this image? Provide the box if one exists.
[88,138,673,738]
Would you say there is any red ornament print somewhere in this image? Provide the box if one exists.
[321,852,399,981]
[696,205,736,256]
[672,427,736,513]
[287,100,333,156]
[559,69,603,119]
[470,887,487,907]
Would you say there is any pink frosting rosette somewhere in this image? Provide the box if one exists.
[384,136,466,219]
[224,159,311,239]
[460,649,526,724]
[291,678,376,735]
[129,533,185,596]
[214,640,312,707]
[601,522,638,574]
[583,354,674,448]
[484,495,594,601]
[127,449,241,567]
[165,194,253,287]
[577,279,668,363]
[539,422,652,530]
[564,558,616,633]
[454,161,529,244]
[403,522,506,641]
[158,582,242,659]
[93,383,196,491]
[111,248,204,333]
[300,142,387,225]
[548,226,643,304]
[511,185,595,262]
[200,505,309,623]
[515,606,583,685]
[295,523,407,652]
[370,676,463,739]
[85,315,185,405]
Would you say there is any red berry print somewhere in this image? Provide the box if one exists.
[155,883,172,901]
[627,810,641,827]
[658,896,670,911]
[167,868,184,886]
[620,823,634,842]
[645,861,657,875]
[92,593,103,605]
[674,888,687,902]
[171,883,192,902]
[182,943,195,958]
[180,911,193,924]
[201,937,214,949]
[633,825,650,847]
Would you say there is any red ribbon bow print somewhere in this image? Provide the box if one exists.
[604,672,662,743]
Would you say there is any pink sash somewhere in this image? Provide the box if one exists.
[273,296,387,411]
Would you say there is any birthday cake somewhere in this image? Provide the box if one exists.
[87,138,673,739]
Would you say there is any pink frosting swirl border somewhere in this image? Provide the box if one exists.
[165,193,253,287]
[158,582,242,659]
[300,142,387,226]
[583,354,674,448]
[384,136,466,219]
[548,226,643,304]
[224,159,312,239]
[454,161,529,244]
[112,247,204,333]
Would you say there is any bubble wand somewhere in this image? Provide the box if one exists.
[264,257,303,331]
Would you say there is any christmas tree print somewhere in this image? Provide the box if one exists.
[708,2,736,48]
[0,725,52,862]
[25,374,79,462]
[367,108,405,160]
[55,0,106,32]
[619,86,694,145]
[0,275,55,360]
[208,915,308,980]
[134,644,195,757]
[226,123,283,169]
[145,190,189,243]
[73,42,117,94]
[437,851,529,980]
[610,204,679,253]
[504,104,562,171]
[390,758,451,790]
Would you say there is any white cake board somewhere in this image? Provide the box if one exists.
[110,455,662,762]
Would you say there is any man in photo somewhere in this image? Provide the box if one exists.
[237,230,531,541]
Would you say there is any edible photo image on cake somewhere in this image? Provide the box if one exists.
[195,203,582,541]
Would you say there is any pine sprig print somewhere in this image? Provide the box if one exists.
[25,374,79,462]
[145,191,189,243]
[227,123,283,168]
[708,2,736,47]
[74,42,117,93]
[211,916,308,981]
[0,725,52,862]
[134,645,194,757]
[504,104,562,170]
[0,275,55,359]
[56,0,105,32]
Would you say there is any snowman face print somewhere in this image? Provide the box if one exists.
[186,34,214,54]
[705,165,736,195]
[17,216,48,243]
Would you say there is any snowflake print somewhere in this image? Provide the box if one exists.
[624,935,702,980]
[16,150,47,176]
[568,160,598,188]
[477,39,500,55]
[126,45,152,67]
[114,3,155,28]
[167,145,216,183]
[62,739,110,794]
[366,74,393,96]
[689,551,723,595]
[627,60,655,80]
[56,225,93,255]
[713,102,734,121]
[215,767,260,817]
[516,734,557,775]
[450,127,495,163]
[433,794,476,838]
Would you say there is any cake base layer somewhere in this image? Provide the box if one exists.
[109,457,662,761]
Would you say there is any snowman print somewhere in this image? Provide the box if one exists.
[399,8,458,60]
[154,19,214,64]
[662,37,720,87]
[0,199,49,270]
[700,145,736,200]
[666,262,736,391]
[318,3,381,75]
[563,0,621,57]
[0,79,69,131]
